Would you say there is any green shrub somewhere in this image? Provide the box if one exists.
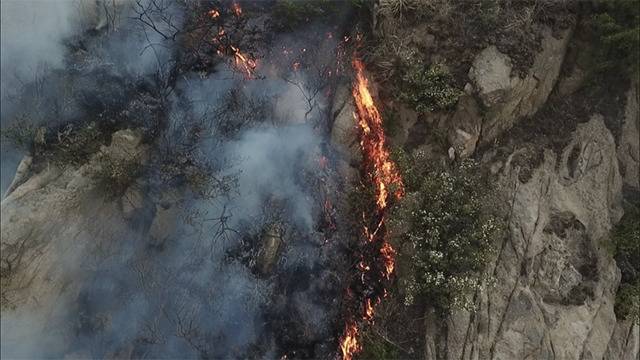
[0,121,38,151]
[359,332,401,360]
[615,281,640,324]
[587,0,640,78]
[391,157,499,312]
[611,202,640,323]
[399,63,461,113]
[381,109,401,138]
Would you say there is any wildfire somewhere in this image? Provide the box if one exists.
[379,242,395,278]
[206,3,257,79]
[232,2,242,16]
[340,321,360,359]
[208,8,220,18]
[338,57,404,360]
[352,58,404,209]
[230,45,257,79]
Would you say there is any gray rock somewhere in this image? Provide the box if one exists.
[330,84,360,163]
[469,26,573,144]
[428,116,636,360]
[448,96,482,158]
[1,130,148,310]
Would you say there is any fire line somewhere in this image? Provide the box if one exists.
[338,58,404,360]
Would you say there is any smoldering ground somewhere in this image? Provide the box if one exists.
[1,1,353,358]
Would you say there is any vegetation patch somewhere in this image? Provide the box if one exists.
[611,202,640,323]
[390,151,500,312]
[586,0,639,80]
[399,63,462,113]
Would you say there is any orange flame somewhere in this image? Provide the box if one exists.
[340,320,360,360]
[232,2,242,16]
[364,298,374,321]
[230,45,256,79]
[351,58,404,209]
[380,242,395,278]
[208,9,220,18]
[339,57,404,360]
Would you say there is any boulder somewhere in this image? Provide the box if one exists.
[469,26,573,144]
[447,95,482,159]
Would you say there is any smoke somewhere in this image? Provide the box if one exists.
[1,1,349,358]
[0,0,76,100]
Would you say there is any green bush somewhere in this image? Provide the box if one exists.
[611,202,640,323]
[399,63,461,113]
[391,156,499,312]
[588,0,640,78]
[359,332,400,360]
[615,281,640,324]
[0,121,38,151]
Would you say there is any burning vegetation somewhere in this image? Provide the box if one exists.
[0,0,549,359]
[338,57,405,360]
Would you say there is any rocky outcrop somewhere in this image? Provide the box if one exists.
[447,95,482,159]
[428,116,638,359]
[469,26,573,144]
[0,130,147,309]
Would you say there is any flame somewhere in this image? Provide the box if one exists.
[208,9,220,18]
[351,58,404,209]
[380,242,395,278]
[232,2,242,16]
[206,3,257,79]
[230,45,257,79]
[364,298,374,320]
[338,57,404,360]
[340,320,360,359]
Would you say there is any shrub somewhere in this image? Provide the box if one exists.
[49,122,103,166]
[615,281,640,323]
[611,202,640,323]
[93,152,143,198]
[359,332,400,360]
[391,156,499,312]
[0,120,39,151]
[587,0,640,79]
[399,63,461,113]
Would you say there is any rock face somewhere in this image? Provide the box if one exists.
[0,130,147,309]
[427,116,639,359]
[447,95,482,159]
[469,27,573,144]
